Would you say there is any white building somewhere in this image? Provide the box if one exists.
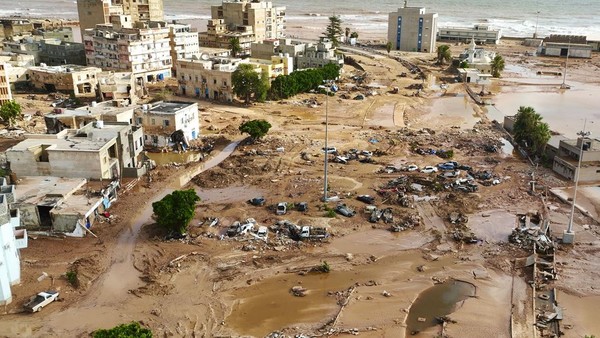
[387,4,438,53]
[84,16,172,85]
[138,101,199,148]
[539,35,592,59]
[437,24,502,45]
[168,23,200,76]
[458,38,496,73]
[0,179,28,305]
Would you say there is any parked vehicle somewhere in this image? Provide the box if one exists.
[335,204,356,217]
[356,195,375,204]
[406,164,419,172]
[457,164,472,171]
[248,197,266,206]
[276,202,287,215]
[437,162,456,171]
[360,150,373,157]
[439,170,461,179]
[24,291,59,312]
[420,166,438,173]
[297,202,309,212]
[300,226,329,239]
[322,146,337,154]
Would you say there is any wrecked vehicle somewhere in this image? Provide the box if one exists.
[248,197,266,206]
[357,195,375,204]
[276,202,287,215]
[297,202,309,212]
[300,226,329,240]
[335,204,356,217]
[420,166,438,174]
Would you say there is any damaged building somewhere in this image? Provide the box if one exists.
[9,176,118,236]
[6,120,144,179]
[552,137,600,182]
[137,101,199,148]
[27,64,102,97]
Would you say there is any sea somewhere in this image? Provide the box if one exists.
[2,0,600,40]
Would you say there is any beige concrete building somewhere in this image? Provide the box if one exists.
[200,0,286,56]
[168,23,200,76]
[27,64,102,97]
[97,71,142,103]
[77,0,123,40]
[137,101,199,148]
[0,63,12,105]
[199,19,256,56]
[6,121,144,179]
[539,35,592,59]
[251,38,342,71]
[176,56,244,101]
[84,17,172,84]
[44,100,138,133]
[112,0,164,23]
[77,0,163,40]
[553,137,600,182]
[210,0,285,42]
[387,5,438,53]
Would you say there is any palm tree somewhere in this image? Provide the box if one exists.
[229,37,242,57]
[436,45,452,65]
[491,55,505,78]
[513,106,551,155]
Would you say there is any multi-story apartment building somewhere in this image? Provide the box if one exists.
[137,101,199,148]
[77,0,163,40]
[199,19,256,56]
[27,64,102,97]
[0,63,12,105]
[39,39,86,66]
[77,0,124,40]
[251,38,343,71]
[112,0,164,23]
[200,0,286,55]
[176,57,245,102]
[168,23,200,76]
[84,16,172,84]
[387,5,438,53]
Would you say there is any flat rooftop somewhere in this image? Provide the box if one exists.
[47,101,138,118]
[563,138,600,151]
[148,101,196,114]
[8,131,115,152]
[14,176,86,205]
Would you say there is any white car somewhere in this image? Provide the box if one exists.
[420,166,438,173]
[256,226,268,240]
[406,164,419,172]
[322,146,337,154]
[276,202,287,215]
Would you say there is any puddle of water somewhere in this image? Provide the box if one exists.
[227,253,451,336]
[491,81,600,138]
[426,96,480,128]
[406,280,476,335]
[146,151,203,165]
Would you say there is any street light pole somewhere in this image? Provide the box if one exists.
[323,86,329,201]
[561,37,571,89]
[564,119,590,244]
[534,11,540,39]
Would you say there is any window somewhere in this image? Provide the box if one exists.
[151,118,156,125]
[164,119,170,127]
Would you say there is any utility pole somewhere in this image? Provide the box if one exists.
[563,119,590,244]
[534,11,540,39]
[561,37,571,89]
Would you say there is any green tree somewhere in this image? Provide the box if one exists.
[323,15,343,47]
[93,322,152,338]
[229,37,242,57]
[436,44,452,65]
[0,100,22,127]
[350,32,358,39]
[152,189,200,235]
[232,64,260,103]
[513,106,551,155]
[256,71,269,103]
[459,60,469,68]
[268,63,340,100]
[239,119,272,141]
[490,54,505,78]
[386,41,392,54]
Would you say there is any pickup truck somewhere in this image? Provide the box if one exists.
[300,226,329,240]
[24,291,59,312]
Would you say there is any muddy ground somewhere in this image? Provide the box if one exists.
[1,39,599,338]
